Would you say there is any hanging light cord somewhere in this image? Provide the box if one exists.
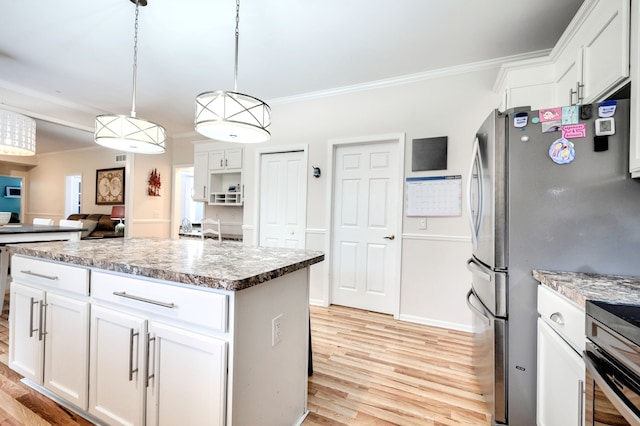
[233,0,240,92]
[131,0,141,118]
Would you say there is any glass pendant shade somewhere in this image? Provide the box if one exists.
[95,114,166,154]
[0,109,36,156]
[195,90,271,143]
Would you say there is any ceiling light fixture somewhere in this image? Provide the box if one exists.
[194,0,271,144]
[0,109,36,156]
[95,0,166,154]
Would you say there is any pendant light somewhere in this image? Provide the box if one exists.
[194,0,271,143]
[95,0,166,154]
[0,109,36,155]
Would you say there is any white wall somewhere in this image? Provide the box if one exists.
[28,143,173,238]
[234,66,501,331]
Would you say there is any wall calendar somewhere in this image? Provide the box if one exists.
[405,175,462,217]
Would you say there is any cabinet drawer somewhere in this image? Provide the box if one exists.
[91,271,228,332]
[12,255,89,296]
[537,285,585,352]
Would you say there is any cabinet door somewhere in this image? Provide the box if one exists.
[209,150,225,171]
[555,48,583,106]
[225,148,243,170]
[89,305,146,426]
[146,321,227,426]
[193,151,208,201]
[43,292,90,409]
[537,319,585,426]
[8,282,45,384]
[581,0,629,103]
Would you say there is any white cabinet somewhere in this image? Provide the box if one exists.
[193,144,244,205]
[495,0,630,110]
[90,271,229,426]
[8,256,90,410]
[146,322,227,426]
[536,285,585,426]
[553,0,630,106]
[192,151,208,202]
[209,148,242,171]
[89,305,146,426]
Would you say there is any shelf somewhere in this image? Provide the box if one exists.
[209,192,242,205]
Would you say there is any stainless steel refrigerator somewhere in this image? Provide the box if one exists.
[465,99,640,425]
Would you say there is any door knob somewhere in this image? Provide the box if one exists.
[383,234,395,240]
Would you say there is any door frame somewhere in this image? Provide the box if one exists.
[325,133,405,318]
[253,145,309,247]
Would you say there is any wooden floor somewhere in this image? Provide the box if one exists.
[304,305,491,425]
[0,295,490,425]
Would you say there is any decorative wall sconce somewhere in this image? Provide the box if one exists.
[312,166,321,178]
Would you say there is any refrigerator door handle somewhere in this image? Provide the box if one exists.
[466,136,483,249]
[466,289,490,326]
[466,258,492,282]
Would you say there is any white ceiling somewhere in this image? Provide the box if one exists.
[0,0,584,153]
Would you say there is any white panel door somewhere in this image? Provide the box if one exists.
[331,142,399,314]
[259,151,306,249]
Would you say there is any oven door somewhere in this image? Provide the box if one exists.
[584,343,640,426]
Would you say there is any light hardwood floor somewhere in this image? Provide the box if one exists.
[304,305,491,425]
[0,295,490,425]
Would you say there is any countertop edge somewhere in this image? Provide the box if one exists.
[533,269,640,308]
[9,241,325,292]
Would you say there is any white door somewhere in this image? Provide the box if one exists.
[537,319,585,426]
[259,151,306,249]
[331,141,400,314]
[9,282,45,383]
[89,305,146,426]
[44,292,90,409]
[146,321,227,426]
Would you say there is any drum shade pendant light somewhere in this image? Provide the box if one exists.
[95,0,166,154]
[194,0,271,143]
[0,109,36,155]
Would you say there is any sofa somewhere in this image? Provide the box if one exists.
[66,213,122,239]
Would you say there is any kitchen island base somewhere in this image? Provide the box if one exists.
[8,241,322,426]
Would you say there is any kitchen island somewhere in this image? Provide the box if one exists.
[7,238,324,426]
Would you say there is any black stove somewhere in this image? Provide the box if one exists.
[587,300,640,348]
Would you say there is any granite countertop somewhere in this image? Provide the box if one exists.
[8,238,324,291]
[533,269,640,308]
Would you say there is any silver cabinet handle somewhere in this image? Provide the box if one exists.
[129,328,139,382]
[146,335,156,388]
[113,291,176,309]
[577,379,584,426]
[550,312,565,325]
[38,301,47,341]
[29,297,38,338]
[383,235,395,240]
[20,270,58,281]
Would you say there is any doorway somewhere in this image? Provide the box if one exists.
[259,150,307,248]
[329,135,404,316]
[0,176,23,222]
[65,174,82,218]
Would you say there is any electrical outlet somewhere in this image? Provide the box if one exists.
[418,217,427,230]
[272,314,283,347]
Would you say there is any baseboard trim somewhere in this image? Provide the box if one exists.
[398,313,474,334]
